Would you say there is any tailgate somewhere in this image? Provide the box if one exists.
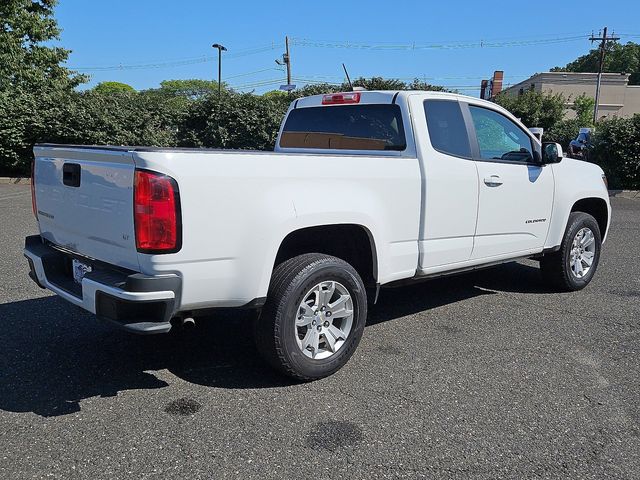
[33,145,140,271]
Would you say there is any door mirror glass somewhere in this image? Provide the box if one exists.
[542,142,563,164]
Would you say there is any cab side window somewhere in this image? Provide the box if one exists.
[469,106,534,163]
[424,100,471,158]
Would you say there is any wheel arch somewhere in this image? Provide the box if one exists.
[571,197,609,240]
[272,223,379,288]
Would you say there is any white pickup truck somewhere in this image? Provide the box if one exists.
[25,90,611,380]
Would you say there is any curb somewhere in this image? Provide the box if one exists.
[0,177,30,185]
[608,190,640,199]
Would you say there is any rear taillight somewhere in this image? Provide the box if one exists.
[134,170,181,253]
[31,158,37,219]
[322,92,361,105]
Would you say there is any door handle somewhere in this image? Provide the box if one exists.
[483,175,503,187]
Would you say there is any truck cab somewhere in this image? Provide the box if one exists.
[276,91,609,273]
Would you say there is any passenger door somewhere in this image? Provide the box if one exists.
[414,98,479,273]
[466,104,554,260]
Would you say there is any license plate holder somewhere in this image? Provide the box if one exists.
[72,258,92,284]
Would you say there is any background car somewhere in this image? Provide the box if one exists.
[568,127,592,160]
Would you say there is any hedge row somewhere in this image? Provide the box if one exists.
[1,87,639,189]
[543,117,640,189]
[0,88,292,176]
[590,116,640,190]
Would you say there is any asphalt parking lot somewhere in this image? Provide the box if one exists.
[0,183,638,479]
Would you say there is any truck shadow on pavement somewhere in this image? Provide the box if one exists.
[0,262,549,417]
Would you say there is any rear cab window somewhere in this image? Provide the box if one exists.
[279,104,407,151]
[423,100,471,158]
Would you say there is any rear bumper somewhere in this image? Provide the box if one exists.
[24,235,180,334]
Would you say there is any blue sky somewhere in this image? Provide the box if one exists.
[54,0,640,96]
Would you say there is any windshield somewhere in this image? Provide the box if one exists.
[280,104,406,151]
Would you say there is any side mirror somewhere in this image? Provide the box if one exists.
[542,142,563,164]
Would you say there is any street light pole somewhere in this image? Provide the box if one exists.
[211,43,227,97]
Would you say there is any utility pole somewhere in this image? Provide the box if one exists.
[589,27,619,123]
[211,43,227,97]
[285,36,291,86]
[275,36,293,92]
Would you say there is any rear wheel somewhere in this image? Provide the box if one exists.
[540,212,601,291]
[255,253,367,381]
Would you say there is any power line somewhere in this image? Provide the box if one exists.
[290,35,587,51]
[227,43,284,59]
[231,78,288,89]
[69,32,640,73]
[70,56,213,72]
[290,31,612,45]
[69,43,283,71]
[226,67,283,80]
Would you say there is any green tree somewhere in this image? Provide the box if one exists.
[494,90,566,129]
[0,0,85,91]
[571,93,595,127]
[406,79,449,92]
[0,0,86,174]
[544,118,582,149]
[552,41,640,85]
[349,77,450,92]
[292,83,342,98]
[290,77,449,98]
[352,77,406,90]
[263,90,288,99]
[93,81,135,94]
[156,79,223,99]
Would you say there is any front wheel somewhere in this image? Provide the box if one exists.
[540,212,602,291]
[255,253,367,381]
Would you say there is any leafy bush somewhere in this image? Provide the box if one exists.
[178,92,289,150]
[0,88,192,175]
[544,119,582,150]
[0,89,35,174]
[591,115,640,189]
[39,90,185,148]
[0,86,75,175]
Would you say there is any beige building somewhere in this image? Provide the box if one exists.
[482,71,640,120]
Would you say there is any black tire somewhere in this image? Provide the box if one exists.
[255,253,367,381]
[540,212,602,291]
